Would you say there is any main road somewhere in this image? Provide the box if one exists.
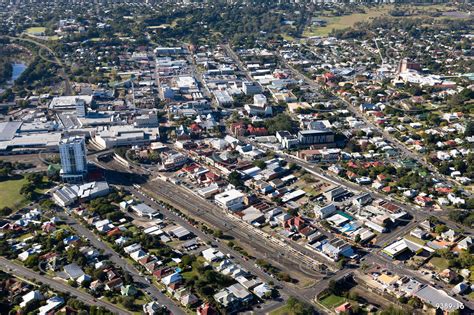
[0,257,130,315]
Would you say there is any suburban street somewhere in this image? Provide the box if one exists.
[0,257,130,315]
[60,213,187,315]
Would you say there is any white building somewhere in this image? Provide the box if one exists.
[59,136,87,183]
[94,125,160,149]
[214,189,244,211]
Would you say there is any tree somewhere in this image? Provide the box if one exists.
[434,224,448,234]
[265,113,296,134]
[252,160,266,169]
[24,254,39,268]
[465,121,474,137]
[380,305,409,315]
[0,207,12,216]
[228,171,243,188]
[286,296,314,315]
[213,229,223,238]
[121,296,135,310]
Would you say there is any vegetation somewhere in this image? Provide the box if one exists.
[0,60,13,85]
[285,296,314,315]
[0,176,28,209]
[265,113,298,135]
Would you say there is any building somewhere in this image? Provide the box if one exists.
[134,112,159,127]
[276,130,298,149]
[242,81,262,95]
[49,95,93,112]
[297,129,335,147]
[314,203,337,219]
[131,203,160,219]
[94,125,160,149]
[52,181,110,207]
[214,189,245,211]
[59,136,87,183]
[324,186,351,202]
[214,90,234,107]
[162,151,187,170]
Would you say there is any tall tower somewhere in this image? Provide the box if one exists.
[59,136,87,183]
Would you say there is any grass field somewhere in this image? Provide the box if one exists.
[269,305,296,315]
[429,257,450,271]
[318,294,346,309]
[0,177,28,209]
[304,7,392,37]
[303,4,468,37]
[25,27,46,35]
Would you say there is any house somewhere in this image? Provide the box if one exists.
[414,195,433,207]
[314,203,337,219]
[202,248,225,262]
[352,193,373,207]
[121,285,137,296]
[284,216,306,232]
[20,290,43,308]
[458,236,472,251]
[63,235,80,246]
[38,296,64,315]
[451,282,469,295]
[153,268,173,280]
[440,268,458,283]
[63,263,85,280]
[90,280,103,291]
[410,228,428,240]
[143,301,167,315]
[180,292,199,307]
[214,283,253,311]
[105,278,123,291]
[161,272,182,286]
[321,238,355,260]
[419,220,434,232]
[130,249,148,262]
[77,274,91,285]
[441,229,457,242]
[335,302,352,314]
[253,283,272,299]
[124,243,142,254]
[197,303,218,315]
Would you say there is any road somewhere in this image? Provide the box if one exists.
[60,214,186,315]
[0,257,130,315]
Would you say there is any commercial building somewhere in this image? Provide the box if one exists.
[242,81,262,95]
[94,126,160,149]
[214,189,245,211]
[49,95,93,114]
[59,136,87,183]
[52,181,110,207]
[297,129,335,146]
